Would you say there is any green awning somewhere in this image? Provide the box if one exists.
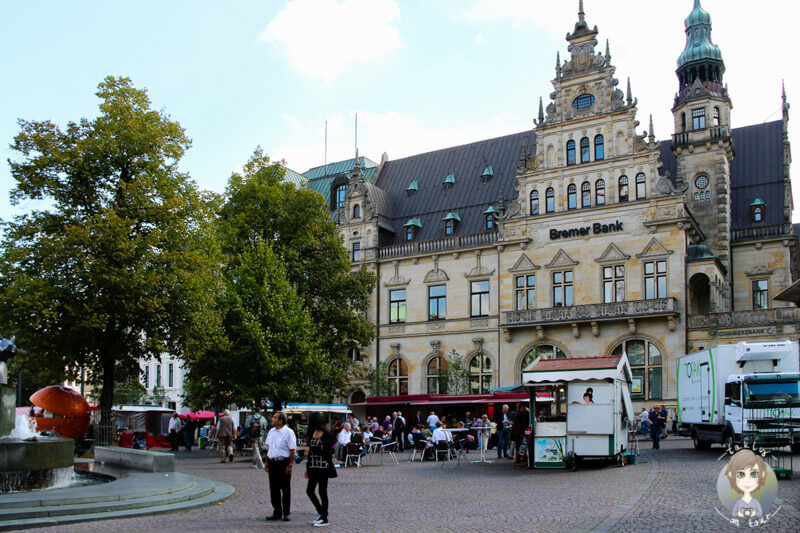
[407,180,419,191]
[442,212,461,222]
[443,173,456,184]
[750,198,766,206]
[483,205,499,214]
[403,218,423,227]
[481,165,494,177]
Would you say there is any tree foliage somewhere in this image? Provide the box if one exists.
[182,148,375,409]
[0,77,223,413]
[438,350,471,395]
[365,360,392,397]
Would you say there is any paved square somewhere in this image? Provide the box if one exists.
[34,439,799,532]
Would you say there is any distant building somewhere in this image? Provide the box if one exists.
[306,1,799,409]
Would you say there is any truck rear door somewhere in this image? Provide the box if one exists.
[700,363,711,422]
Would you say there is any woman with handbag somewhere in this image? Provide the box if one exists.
[305,412,336,527]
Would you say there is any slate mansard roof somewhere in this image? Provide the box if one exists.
[375,130,536,245]
[304,157,379,207]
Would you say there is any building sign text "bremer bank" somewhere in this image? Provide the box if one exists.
[550,221,624,240]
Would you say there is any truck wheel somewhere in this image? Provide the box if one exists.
[693,432,710,450]
[722,431,735,451]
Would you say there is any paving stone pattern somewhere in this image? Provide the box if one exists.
[32,439,799,533]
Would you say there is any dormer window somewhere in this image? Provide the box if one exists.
[750,199,766,223]
[404,218,422,240]
[481,166,493,183]
[352,204,361,219]
[442,212,461,235]
[483,205,499,230]
[443,173,455,190]
[407,180,418,196]
[334,183,347,209]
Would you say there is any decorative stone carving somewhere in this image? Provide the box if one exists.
[745,265,774,278]
[384,261,411,287]
[465,253,495,280]
[390,343,400,357]
[594,243,631,264]
[429,340,441,354]
[502,297,678,327]
[428,322,445,332]
[545,249,579,269]
[470,319,489,328]
[636,237,673,258]
[509,253,540,273]
[388,326,406,335]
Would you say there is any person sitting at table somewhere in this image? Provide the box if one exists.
[335,423,351,464]
[431,421,452,444]
[381,415,392,432]
[362,427,372,443]
[351,426,364,447]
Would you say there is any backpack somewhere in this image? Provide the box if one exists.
[250,415,262,436]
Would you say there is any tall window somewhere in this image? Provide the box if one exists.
[352,204,361,219]
[515,275,536,310]
[681,112,687,132]
[635,173,646,200]
[469,353,492,394]
[644,260,667,299]
[603,265,625,303]
[692,108,706,130]
[406,227,415,241]
[752,280,769,310]
[713,107,720,126]
[566,140,576,166]
[144,365,150,389]
[352,242,361,262]
[444,220,454,235]
[545,187,555,213]
[594,135,604,161]
[348,347,363,362]
[552,270,574,307]
[753,206,763,223]
[155,365,161,388]
[485,213,495,230]
[581,181,591,208]
[612,339,662,400]
[567,184,577,210]
[428,285,446,320]
[530,190,539,215]
[427,356,446,394]
[471,280,490,317]
[619,176,629,202]
[335,184,347,209]
[596,179,606,205]
[580,137,590,163]
[389,289,406,323]
[388,358,409,395]
[168,363,174,388]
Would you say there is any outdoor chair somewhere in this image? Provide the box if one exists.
[434,440,451,462]
[379,440,398,465]
[344,442,364,467]
[408,438,430,462]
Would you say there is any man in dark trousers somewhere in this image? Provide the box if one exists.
[649,407,665,449]
[392,411,406,451]
[264,412,297,521]
[495,404,513,458]
[412,409,424,428]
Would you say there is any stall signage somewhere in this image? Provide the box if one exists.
[550,221,623,240]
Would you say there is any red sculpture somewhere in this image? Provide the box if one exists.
[30,386,91,439]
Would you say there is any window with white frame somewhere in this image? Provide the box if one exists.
[515,274,536,310]
[552,270,574,307]
[644,260,667,299]
[603,265,625,303]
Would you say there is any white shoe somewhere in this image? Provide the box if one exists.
[313,519,329,527]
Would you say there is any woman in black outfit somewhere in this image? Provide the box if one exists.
[305,412,336,527]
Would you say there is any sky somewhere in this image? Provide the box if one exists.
[1,0,799,221]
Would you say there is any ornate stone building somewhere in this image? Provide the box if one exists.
[306,1,799,409]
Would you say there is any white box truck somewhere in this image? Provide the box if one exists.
[677,341,800,452]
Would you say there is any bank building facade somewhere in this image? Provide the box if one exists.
[304,1,800,410]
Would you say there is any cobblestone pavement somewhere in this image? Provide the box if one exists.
[33,439,799,533]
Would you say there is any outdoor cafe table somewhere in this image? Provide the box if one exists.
[362,440,382,464]
[471,426,494,463]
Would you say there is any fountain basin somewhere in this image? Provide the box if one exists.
[0,437,74,492]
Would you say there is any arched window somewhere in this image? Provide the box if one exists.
[427,356,446,394]
[388,358,409,395]
[581,182,591,208]
[713,107,720,127]
[611,339,662,400]
[594,135,604,161]
[352,204,361,219]
[635,173,646,200]
[595,179,606,205]
[619,176,629,202]
[566,140,576,166]
[545,187,555,213]
[469,353,492,394]
[350,390,366,404]
[530,190,539,215]
[334,184,347,209]
[580,137,590,163]
[520,344,567,383]
[567,184,577,210]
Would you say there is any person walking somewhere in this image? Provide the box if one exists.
[246,408,267,469]
[168,413,181,451]
[182,416,195,452]
[305,412,337,527]
[649,407,665,449]
[264,411,296,522]
[216,410,235,463]
[392,411,406,451]
[426,410,440,432]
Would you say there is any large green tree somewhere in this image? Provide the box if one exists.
[183,149,375,409]
[0,77,223,414]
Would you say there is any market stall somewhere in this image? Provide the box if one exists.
[113,405,175,449]
[522,355,634,470]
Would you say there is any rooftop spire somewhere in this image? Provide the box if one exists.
[626,78,632,105]
[556,52,562,80]
[675,0,725,103]
[578,0,585,23]
[648,114,655,145]
[538,97,545,123]
[605,39,611,63]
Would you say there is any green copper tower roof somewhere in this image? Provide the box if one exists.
[677,0,723,70]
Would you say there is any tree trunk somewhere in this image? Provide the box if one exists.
[97,351,116,445]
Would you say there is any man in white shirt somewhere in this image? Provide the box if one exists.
[168,413,182,451]
[426,411,440,432]
[639,408,651,434]
[335,423,351,463]
[431,421,452,444]
[264,412,296,522]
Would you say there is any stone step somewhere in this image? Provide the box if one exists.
[0,480,234,531]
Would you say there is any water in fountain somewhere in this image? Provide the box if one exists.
[7,412,38,440]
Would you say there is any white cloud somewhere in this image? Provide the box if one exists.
[475,34,486,45]
[259,0,403,82]
[274,111,529,174]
